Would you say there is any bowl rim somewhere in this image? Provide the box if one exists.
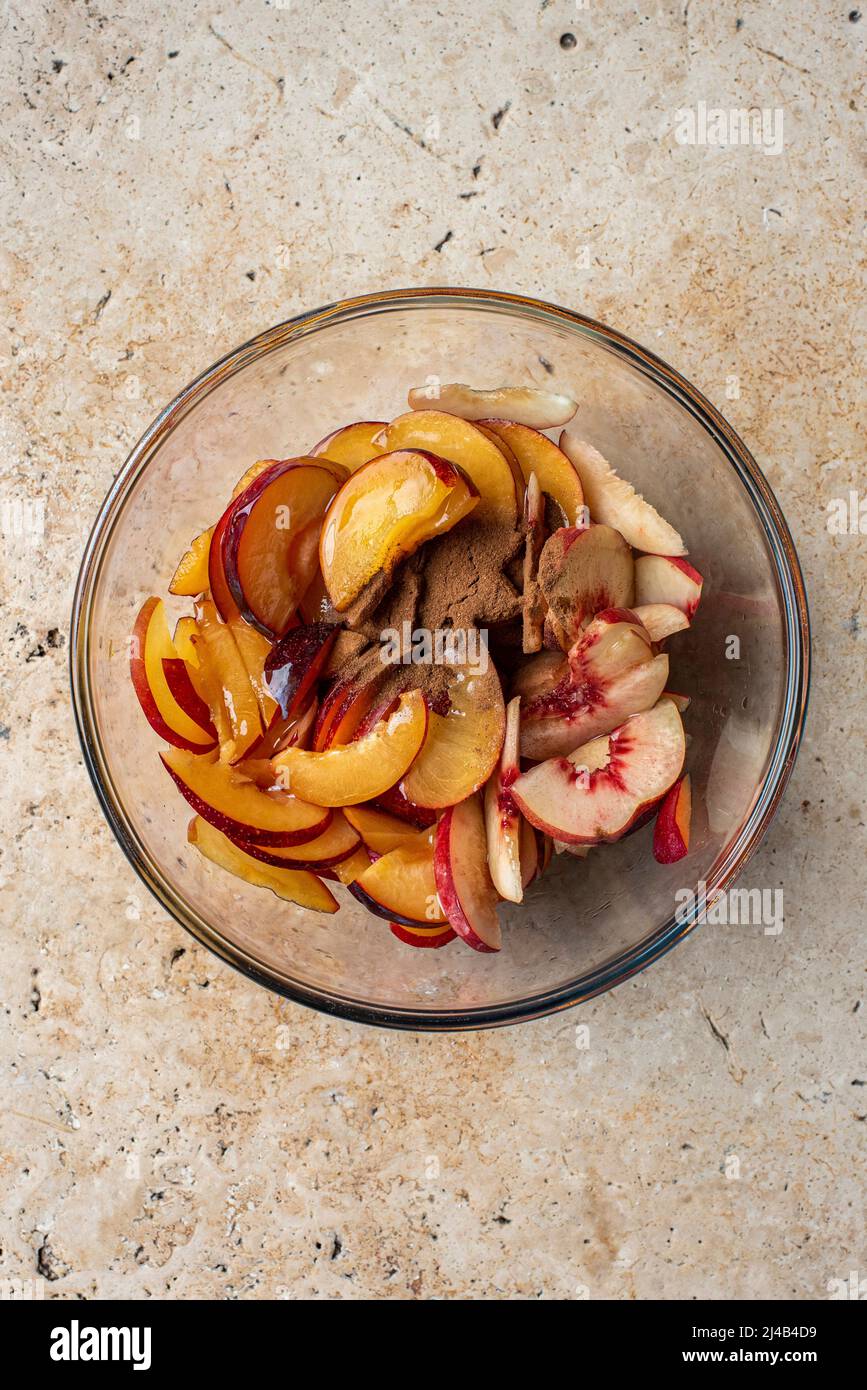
[70,287,811,1031]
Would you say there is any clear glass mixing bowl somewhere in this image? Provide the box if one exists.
[70,289,810,1029]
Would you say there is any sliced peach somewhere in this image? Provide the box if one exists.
[634,555,703,618]
[272,690,428,807]
[227,618,279,726]
[311,420,386,471]
[402,662,505,810]
[330,845,372,885]
[233,809,360,869]
[560,433,686,555]
[652,774,692,863]
[434,794,501,952]
[484,696,523,903]
[409,383,577,429]
[313,675,382,750]
[231,458,281,501]
[482,419,585,526]
[538,523,634,647]
[129,597,217,752]
[246,623,337,759]
[343,804,423,855]
[319,449,478,612]
[513,700,686,845]
[169,526,213,596]
[377,411,519,525]
[221,459,345,637]
[390,921,456,949]
[522,471,546,653]
[632,603,690,643]
[350,829,447,927]
[195,599,263,762]
[187,816,338,913]
[163,748,331,846]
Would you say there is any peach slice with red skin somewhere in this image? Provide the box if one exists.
[350,829,447,928]
[130,597,217,752]
[520,609,669,760]
[408,383,577,429]
[389,921,457,949]
[343,804,423,855]
[219,459,345,637]
[402,660,506,810]
[632,603,690,643]
[652,774,692,863]
[484,696,523,903]
[232,809,360,870]
[522,472,546,653]
[163,748,330,846]
[560,432,686,555]
[538,523,634,648]
[519,818,539,888]
[434,794,502,952]
[635,555,703,618]
[513,700,686,845]
[376,411,519,525]
[248,623,337,758]
[319,449,478,612]
[481,419,585,526]
[187,816,338,913]
[311,420,386,471]
[330,845,372,885]
[272,690,428,807]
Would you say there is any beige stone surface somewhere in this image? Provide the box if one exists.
[0,1,863,1300]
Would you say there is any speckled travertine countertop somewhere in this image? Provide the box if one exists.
[1,2,863,1300]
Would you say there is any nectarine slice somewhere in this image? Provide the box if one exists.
[434,794,501,952]
[389,921,456,949]
[634,554,703,617]
[482,419,585,526]
[350,830,447,927]
[538,524,634,647]
[402,662,505,809]
[162,747,331,846]
[330,845,372,885]
[652,774,692,864]
[483,696,523,903]
[188,816,338,913]
[319,449,478,612]
[513,699,686,845]
[195,599,263,762]
[343,804,423,855]
[232,809,360,869]
[409,383,577,429]
[130,597,217,752]
[560,433,686,555]
[272,690,428,807]
[377,411,519,525]
[223,459,345,637]
[311,420,386,471]
[169,526,213,596]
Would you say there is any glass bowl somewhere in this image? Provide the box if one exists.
[70,289,810,1030]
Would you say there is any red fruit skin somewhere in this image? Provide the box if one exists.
[433,805,500,953]
[264,624,336,720]
[230,836,359,872]
[652,774,691,864]
[372,783,437,829]
[161,657,217,739]
[129,599,217,753]
[348,880,434,930]
[389,921,457,949]
[667,556,704,588]
[160,754,332,847]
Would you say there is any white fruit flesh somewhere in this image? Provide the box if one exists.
[559,432,686,556]
[538,524,635,647]
[520,652,669,759]
[634,554,703,617]
[513,700,686,844]
[632,602,690,642]
[484,696,523,903]
[409,383,577,429]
